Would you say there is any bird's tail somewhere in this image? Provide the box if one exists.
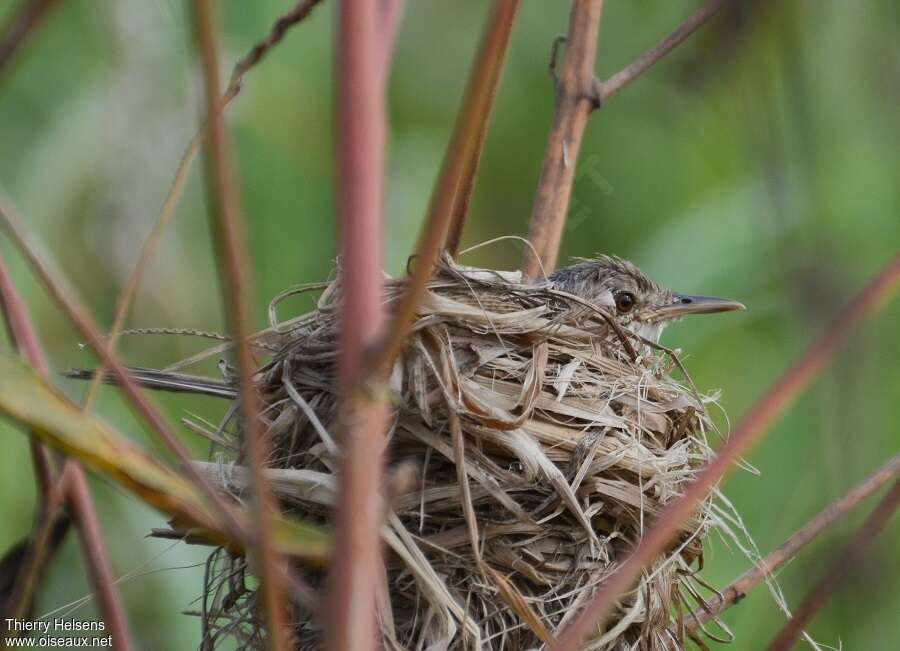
[64,367,237,399]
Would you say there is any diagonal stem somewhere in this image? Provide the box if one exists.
[373,0,521,373]
[0,194,246,542]
[0,0,60,81]
[84,0,327,409]
[444,0,521,258]
[593,0,728,104]
[0,254,134,650]
[190,1,288,649]
[523,0,733,278]
[765,478,900,651]
[552,254,900,651]
[682,453,900,633]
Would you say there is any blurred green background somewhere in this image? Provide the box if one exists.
[1,1,898,649]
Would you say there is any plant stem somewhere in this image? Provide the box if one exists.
[374,0,520,373]
[765,478,900,651]
[0,194,246,543]
[552,254,900,651]
[445,0,521,258]
[594,0,728,103]
[85,0,327,410]
[0,254,134,651]
[522,0,604,279]
[326,0,389,648]
[682,453,900,632]
[190,1,288,649]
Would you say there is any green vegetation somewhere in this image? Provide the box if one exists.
[0,1,897,648]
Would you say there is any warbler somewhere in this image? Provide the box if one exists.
[549,255,744,343]
[68,255,743,394]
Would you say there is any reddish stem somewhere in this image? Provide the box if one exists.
[326,0,389,649]
[0,254,134,651]
[683,453,900,631]
[445,0,521,258]
[766,478,900,651]
[0,195,246,542]
[190,1,288,649]
[0,251,55,496]
[553,254,900,651]
[374,0,521,372]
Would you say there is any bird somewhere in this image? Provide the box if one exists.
[549,255,744,343]
[66,255,743,394]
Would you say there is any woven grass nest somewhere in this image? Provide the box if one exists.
[191,256,734,650]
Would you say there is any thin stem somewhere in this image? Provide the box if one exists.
[0,255,134,650]
[522,0,604,279]
[766,478,900,651]
[0,0,60,81]
[325,0,388,647]
[65,469,136,648]
[85,0,326,409]
[190,2,288,649]
[373,0,521,372]
[683,453,900,632]
[594,0,727,103]
[83,128,204,410]
[0,252,55,495]
[7,463,70,624]
[0,194,246,542]
[552,254,900,651]
[227,0,325,99]
[445,0,521,258]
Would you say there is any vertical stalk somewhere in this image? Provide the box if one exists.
[326,0,389,648]
[522,0,604,279]
[190,2,287,649]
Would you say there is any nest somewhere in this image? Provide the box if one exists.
[194,257,732,650]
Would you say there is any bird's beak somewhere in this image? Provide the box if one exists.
[647,294,746,321]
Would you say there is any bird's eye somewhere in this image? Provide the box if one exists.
[615,292,635,313]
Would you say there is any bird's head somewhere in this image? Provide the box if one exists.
[548,255,745,343]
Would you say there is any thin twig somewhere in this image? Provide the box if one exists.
[190,2,288,650]
[0,0,60,81]
[226,0,325,99]
[593,0,728,103]
[0,194,246,542]
[552,254,900,651]
[373,0,521,373]
[522,0,604,278]
[765,478,900,651]
[0,255,134,650]
[83,128,204,409]
[683,453,900,632]
[325,0,389,648]
[522,0,733,277]
[445,0,521,258]
[85,0,326,408]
